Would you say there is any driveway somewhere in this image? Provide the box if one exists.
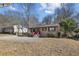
[0,34,44,43]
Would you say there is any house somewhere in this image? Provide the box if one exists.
[0,25,15,34]
[0,23,60,36]
[0,25,13,34]
[28,23,60,33]
[0,25,28,35]
[13,25,28,35]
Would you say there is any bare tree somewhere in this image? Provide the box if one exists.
[42,14,53,25]
[28,16,39,27]
[0,3,12,7]
[54,3,75,23]
[0,14,10,26]
[5,10,24,25]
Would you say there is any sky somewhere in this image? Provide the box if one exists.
[0,3,79,22]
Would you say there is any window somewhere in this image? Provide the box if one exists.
[50,27,54,31]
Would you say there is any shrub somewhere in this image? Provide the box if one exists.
[74,28,79,33]
[16,32,33,37]
[47,32,57,38]
[47,33,56,37]
[40,31,48,37]
[40,31,57,38]
[27,32,33,37]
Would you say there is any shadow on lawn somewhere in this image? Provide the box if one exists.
[68,35,79,41]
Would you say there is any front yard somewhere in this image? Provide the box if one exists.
[0,35,78,56]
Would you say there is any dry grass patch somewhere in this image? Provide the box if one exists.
[0,38,79,55]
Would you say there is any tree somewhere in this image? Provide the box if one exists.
[0,3,12,7]
[72,13,79,24]
[5,10,25,25]
[28,16,39,27]
[4,3,39,26]
[60,18,76,37]
[42,14,53,25]
[0,14,10,26]
[54,3,75,23]
[20,3,37,27]
[54,3,76,37]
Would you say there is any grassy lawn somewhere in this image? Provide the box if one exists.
[0,37,79,56]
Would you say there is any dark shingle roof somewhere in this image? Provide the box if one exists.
[29,23,59,28]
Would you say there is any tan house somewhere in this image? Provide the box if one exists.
[28,24,60,33]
